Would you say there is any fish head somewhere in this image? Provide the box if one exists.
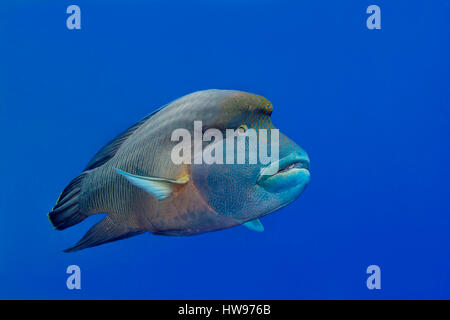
[190,90,310,222]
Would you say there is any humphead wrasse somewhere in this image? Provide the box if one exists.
[48,90,310,252]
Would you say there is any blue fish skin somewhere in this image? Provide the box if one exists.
[48,90,310,251]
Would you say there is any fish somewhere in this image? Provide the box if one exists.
[48,89,310,252]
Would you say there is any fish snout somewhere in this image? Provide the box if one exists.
[257,151,310,193]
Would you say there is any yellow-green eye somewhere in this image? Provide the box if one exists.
[237,124,248,134]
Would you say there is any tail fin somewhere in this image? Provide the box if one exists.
[48,172,89,230]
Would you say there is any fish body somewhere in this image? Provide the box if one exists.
[49,90,310,252]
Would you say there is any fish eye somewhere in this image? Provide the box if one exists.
[237,124,248,134]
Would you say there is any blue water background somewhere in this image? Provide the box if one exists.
[1,0,449,299]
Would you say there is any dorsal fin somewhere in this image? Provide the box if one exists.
[84,105,167,170]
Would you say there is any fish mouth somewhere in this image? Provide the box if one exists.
[257,153,310,193]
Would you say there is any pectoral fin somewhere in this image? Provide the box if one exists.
[243,219,264,232]
[115,168,188,200]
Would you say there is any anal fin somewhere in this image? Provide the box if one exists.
[64,216,145,252]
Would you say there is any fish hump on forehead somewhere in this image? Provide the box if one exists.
[219,91,273,120]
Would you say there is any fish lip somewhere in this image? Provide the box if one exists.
[257,153,310,185]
